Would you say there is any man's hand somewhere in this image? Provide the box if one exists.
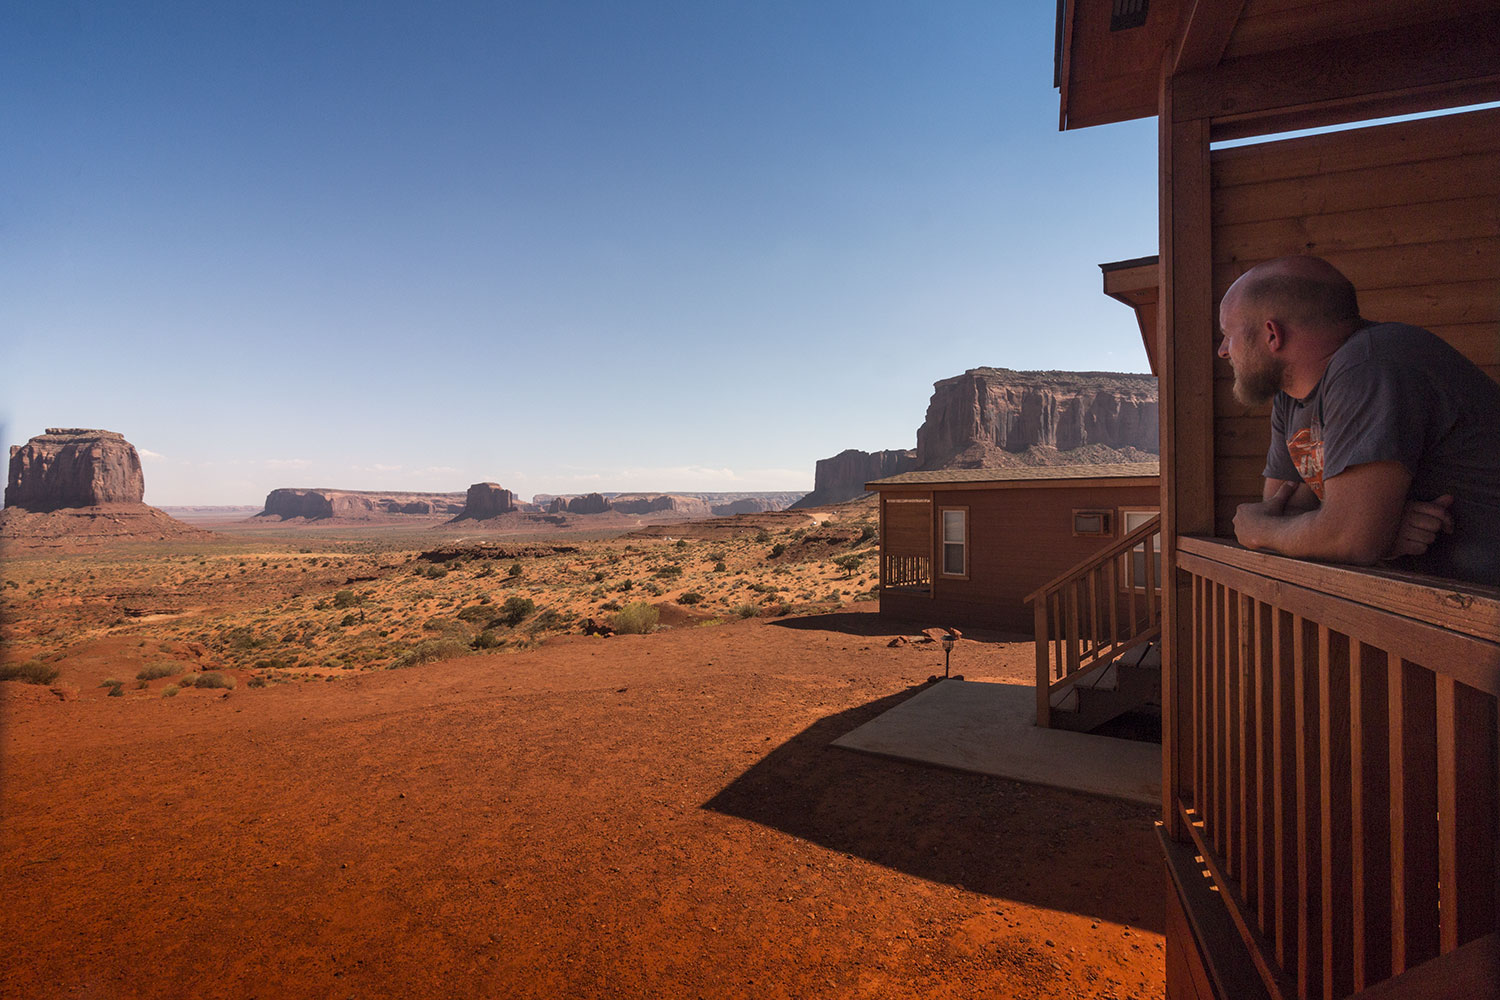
[1383,494,1454,559]
[1233,481,1297,550]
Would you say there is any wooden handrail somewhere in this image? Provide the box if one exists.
[1172,539,1500,1000]
[1025,514,1161,605]
[1031,515,1163,728]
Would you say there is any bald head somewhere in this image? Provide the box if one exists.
[1224,256,1361,334]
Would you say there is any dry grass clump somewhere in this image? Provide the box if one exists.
[0,660,60,685]
[612,601,658,635]
[194,671,235,690]
[136,661,184,681]
[391,638,470,669]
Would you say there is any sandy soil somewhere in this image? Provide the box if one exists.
[1,606,1163,999]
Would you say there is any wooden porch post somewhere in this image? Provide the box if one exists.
[1158,62,1215,841]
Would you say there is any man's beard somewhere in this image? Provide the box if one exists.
[1232,349,1285,406]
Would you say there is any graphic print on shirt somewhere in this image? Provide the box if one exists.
[1285,425,1325,500]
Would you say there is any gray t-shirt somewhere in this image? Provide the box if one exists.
[1265,322,1500,586]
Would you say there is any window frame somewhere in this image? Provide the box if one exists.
[1071,508,1114,538]
[937,505,970,580]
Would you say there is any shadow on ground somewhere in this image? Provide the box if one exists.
[703,686,1165,933]
[769,611,1028,645]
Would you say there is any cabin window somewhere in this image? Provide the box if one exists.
[1110,0,1148,31]
[1072,509,1113,537]
[1122,509,1162,591]
[939,507,968,578]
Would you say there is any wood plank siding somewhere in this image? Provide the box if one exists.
[1209,106,1500,535]
[877,481,1159,633]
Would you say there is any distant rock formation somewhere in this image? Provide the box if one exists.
[6,428,144,511]
[710,497,793,516]
[451,482,517,521]
[610,494,712,516]
[1,428,208,547]
[916,369,1158,468]
[790,449,918,509]
[258,488,466,520]
[566,492,611,515]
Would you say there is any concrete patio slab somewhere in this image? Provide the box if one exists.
[832,679,1160,805]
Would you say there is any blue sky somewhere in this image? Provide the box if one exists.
[1,2,1158,505]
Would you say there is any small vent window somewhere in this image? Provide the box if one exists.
[1073,510,1113,537]
[1110,0,1149,31]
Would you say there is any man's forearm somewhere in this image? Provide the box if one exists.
[1235,498,1392,564]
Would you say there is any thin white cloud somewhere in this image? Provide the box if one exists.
[137,448,167,461]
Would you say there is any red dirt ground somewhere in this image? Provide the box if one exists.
[1,606,1164,999]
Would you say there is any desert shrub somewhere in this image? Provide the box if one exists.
[333,589,360,608]
[644,581,663,596]
[101,678,123,689]
[495,596,536,627]
[653,564,683,579]
[0,660,60,685]
[768,543,786,558]
[754,529,771,543]
[735,603,759,619]
[177,673,198,688]
[339,612,361,627]
[107,684,124,697]
[599,600,621,612]
[475,565,495,578]
[529,608,573,633]
[592,571,607,582]
[833,554,865,577]
[195,671,236,690]
[456,605,493,624]
[616,579,634,592]
[772,602,793,617]
[613,601,659,635]
[162,685,180,698]
[858,524,877,542]
[471,630,504,650]
[674,539,688,549]
[678,592,703,605]
[713,561,727,573]
[391,639,469,669]
[508,562,523,578]
[254,656,293,670]
[248,676,268,688]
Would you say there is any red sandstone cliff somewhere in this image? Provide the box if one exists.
[789,449,918,509]
[915,368,1158,468]
[6,429,144,510]
[451,483,517,521]
[258,489,467,520]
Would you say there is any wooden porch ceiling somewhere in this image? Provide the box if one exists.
[1056,0,1500,133]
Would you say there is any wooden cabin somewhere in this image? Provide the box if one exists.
[867,464,1158,633]
[1055,2,1500,998]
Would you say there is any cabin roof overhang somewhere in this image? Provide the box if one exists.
[1100,255,1160,375]
[867,462,1159,493]
[1056,1,1500,136]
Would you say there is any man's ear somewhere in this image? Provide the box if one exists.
[1264,318,1287,352]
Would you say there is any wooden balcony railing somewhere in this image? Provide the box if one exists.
[1172,537,1500,1000]
[882,553,932,590]
[1027,514,1161,727]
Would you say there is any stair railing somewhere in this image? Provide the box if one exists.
[1026,514,1162,727]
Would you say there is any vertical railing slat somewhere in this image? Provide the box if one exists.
[1273,607,1298,974]
[1318,627,1354,1000]
[1295,616,1323,1000]
[1350,644,1392,993]
[1388,659,1439,975]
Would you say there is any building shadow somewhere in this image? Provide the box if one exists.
[702,685,1165,933]
[769,611,1028,645]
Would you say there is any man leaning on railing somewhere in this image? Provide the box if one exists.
[1217,255,1500,587]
